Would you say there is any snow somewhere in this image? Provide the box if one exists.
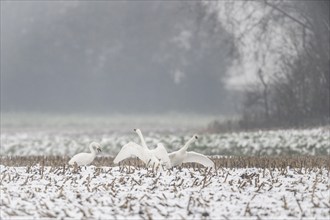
[1,165,329,219]
[1,127,329,156]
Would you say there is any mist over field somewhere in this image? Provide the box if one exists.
[1,1,328,129]
[1,1,241,115]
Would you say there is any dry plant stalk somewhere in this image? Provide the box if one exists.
[1,155,329,170]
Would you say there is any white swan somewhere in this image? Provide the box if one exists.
[113,129,170,170]
[168,135,215,168]
[68,142,102,166]
[134,128,171,169]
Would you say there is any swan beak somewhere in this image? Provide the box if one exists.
[133,128,137,132]
[97,148,102,152]
[194,135,198,139]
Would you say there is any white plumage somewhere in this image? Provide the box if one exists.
[134,128,171,168]
[68,142,102,166]
[168,135,215,168]
[114,129,171,170]
[151,143,172,169]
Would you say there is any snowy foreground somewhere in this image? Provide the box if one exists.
[1,165,329,219]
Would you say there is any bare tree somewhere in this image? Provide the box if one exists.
[204,0,330,128]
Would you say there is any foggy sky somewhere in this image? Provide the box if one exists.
[1,1,241,115]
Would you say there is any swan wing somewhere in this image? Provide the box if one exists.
[151,143,172,168]
[113,142,147,164]
[183,151,214,168]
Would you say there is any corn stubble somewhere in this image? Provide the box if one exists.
[1,155,329,169]
[0,156,329,219]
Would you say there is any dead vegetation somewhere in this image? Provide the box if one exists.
[1,160,329,219]
[1,155,329,170]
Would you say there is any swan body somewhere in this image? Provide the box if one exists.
[69,142,102,166]
[168,135,214,168]
[151,143,172,169]
[114,129,170,170]
[134,128,171,168]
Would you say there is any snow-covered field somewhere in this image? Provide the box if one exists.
[1,126,329,156]
[1,165,329,219]
[1,115,329,219]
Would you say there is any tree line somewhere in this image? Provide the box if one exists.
[240,1,329,129]
[199,0,329,130]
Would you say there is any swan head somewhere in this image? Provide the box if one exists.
[91,142,102,152]
[133,128,141,134]
[194,135,198,140]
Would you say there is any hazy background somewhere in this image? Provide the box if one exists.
[1,1,329,130]
[1,1,241,115]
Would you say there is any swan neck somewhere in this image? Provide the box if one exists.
[182,137,195,151]
[89,144,96,155]
[137,131,148,149]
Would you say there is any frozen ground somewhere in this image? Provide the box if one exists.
[1,165,329,219]
[1,115,328,219]
[1,126,329,156]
